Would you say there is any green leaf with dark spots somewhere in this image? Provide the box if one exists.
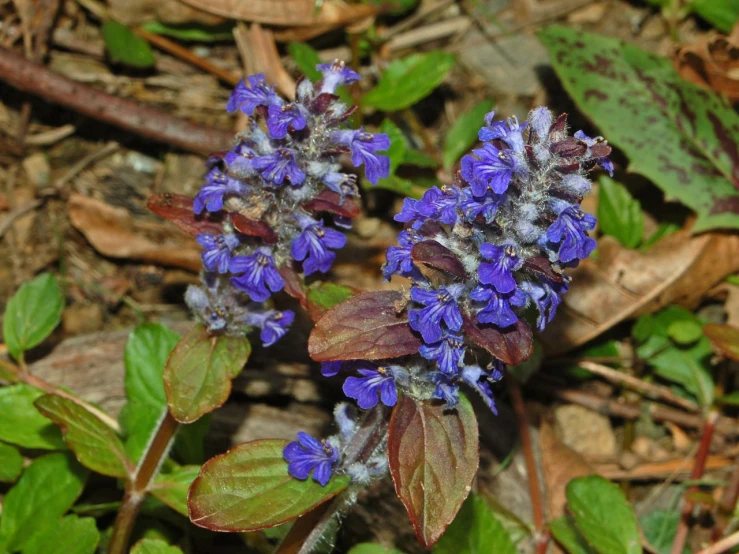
[597,176,644,248]
[539,26,739,231]
[23,515,99,554]
[443,100,494,170]
[0,384,65,450]
[150,465,201,517]
[0,442,23,482]
[103,20,156,68]
[3,273,64,360]
[434,494,516,554]
[188,439,350,531]
[363,52,456,111]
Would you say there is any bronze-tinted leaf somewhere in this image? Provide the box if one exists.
[523,257,564,283]
[147,193,222,237]
[302,190,360,219]
[279,265,306,303]
[308,291,421,362]
[230,213,278,244]
[411,240,467,278]
[703,323,739,361]
[388,394,479,548]
[550,138,587,158]
[463,314,533,366]
[549,112,568,135]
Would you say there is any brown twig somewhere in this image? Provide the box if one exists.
[507,378,548,554]
[0,46,233,154]
[698,530,739,554]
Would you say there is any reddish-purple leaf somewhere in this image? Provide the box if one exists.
[302,190,360,219]
[549,112,568,135]
[388,394,479,548]
[278,265,306,304]
[147,193,222,236]
[550,138,587,158]
[308,290,421,361]
[463,313,533,366]
[411,240,467,278]
[230,213,278,244]
[703,323,739,362]
[523,257,564,283]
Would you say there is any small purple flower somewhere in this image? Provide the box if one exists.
[478,243,522,294]
[383,230,420,280]
[417,186,460,226]
[323,173,358,203]
[461,365,498,414]
[227,74,282,116]
[343,365,397,409]
[252,148,306,187]
[244,310,295,346]
[574,130,614,176]
[266,104,307,139]
[283,432,339,486]
[321,361,343,377]
[196,233,240,273]
[193,168,244,214]
[317,60,361,94]
[185,284,228,333]
[332,129,390,185]
[409,285,464,344]
[529,107,553,140]
[291,215,347,275]
[460,188,500,223]
[520,278,569,331]
[419,332,465,375]
[546,206,597,263]
[431,372,459,408]
[461,142,515,196]
[224,141,257,176]
[394,197,435,224]
[479,112,527,153]
[229,247,284,302]
[470,285,527,328]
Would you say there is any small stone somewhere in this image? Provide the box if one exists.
[354,216,381,239]
[22,152,50,188]
[554,404,617,456]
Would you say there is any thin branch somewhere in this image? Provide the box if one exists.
[697,530,739,554]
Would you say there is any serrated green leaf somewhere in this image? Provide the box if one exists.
[349,544,405,554]
[23,515,99,554]
[138,21,234,42]
[434,494,516,554]
[639,510,688,554]
[538,26,739,231]
[443,100,494,169]
[131,539,184,554]
[0,453,88,552]
[566,475,641,554]
[102,20,155,68]
[363,52,456,111]
[0,442,23,482]
[288,42,322,81]
[597,176,644,248]
[667,319,704,344]
[150,465,201,517]
[188,439,350,531]
[0,384,65,450]
[35,394,131,478]
[163,324,251,423]
[550,516,597,554]
[3,273,64,360]
[688,0,739,32]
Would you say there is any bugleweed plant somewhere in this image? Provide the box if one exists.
[0,61,611,554]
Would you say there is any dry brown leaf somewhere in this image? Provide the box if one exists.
[674,24,739,102]
[67,193,201,271]
[110,0,225,26]
[180,0,379,28]
[540,230,739,355]
[234,23,295,99]
[539,421,594,519]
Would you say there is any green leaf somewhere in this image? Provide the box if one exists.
[307,282,355,314]
[138,21,234,42]
[667,319,704,345]
[434,494,516,554]
[23,515,99,554]
[483,497,532,544]
[388,394,479,548]
[288,42,322,81]
[550,516,597,554]
[188,439,350,531]
[102,20,156,68]
[163,324,251,423]
[349,544,405,554]
[688,0,739,32]
[363,52,456,111]
[443,100,494,169]
[373,174,414,196]
[639,510,687,554]
[566,475,641,554]
[0,442,23,482]
[0,453,88,552]
[563,339,621,381]
[403,148,438,168]
[0,384,65,450]
[379,119,408,174]
[538,26,739,231]
[35,394,131,478]
[3,273,64,360]
[597,176,644,249]
[150,465,201,517]
[131,539,184,554]
[125,323,181,408]
[719,391,739,405]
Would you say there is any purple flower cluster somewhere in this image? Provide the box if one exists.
[185,62,390,346]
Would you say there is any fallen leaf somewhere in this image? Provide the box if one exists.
[68,194,201,271]
[674,25,739,102]
[109,0,225,26]
[234,23,295,99]
[540,230,739,355]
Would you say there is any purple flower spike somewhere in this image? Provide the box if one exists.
[461,365,498,414]
[574,130,614,176]
[461,142,515,196]
[470,285,527,328]
[479,113,526,153]
[409,285,464,344]
[317,59,361,94]
[478,243,522,294]
[521,278,569,332]
[383,230,420,280]
[394,197,435,224]
[196,233,240,274]
[332,129,390,185]
[431,372,459,408]
[323,173,358,203]
[291,215,347,275]
[267,104,308,139]
[283,431,339,486]
[546,206,597,263]
[460,188,500,223]
[193,168,244,214]
[229,247,284,302]
[419,332,466,375]
[253,148,306,187]
[227,74,282,116]
[343,365,397,409]
[417,186,461,226]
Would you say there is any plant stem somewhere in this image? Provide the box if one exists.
[697,529,739,554]
[507,377,548,554]
[107,410,179,554]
